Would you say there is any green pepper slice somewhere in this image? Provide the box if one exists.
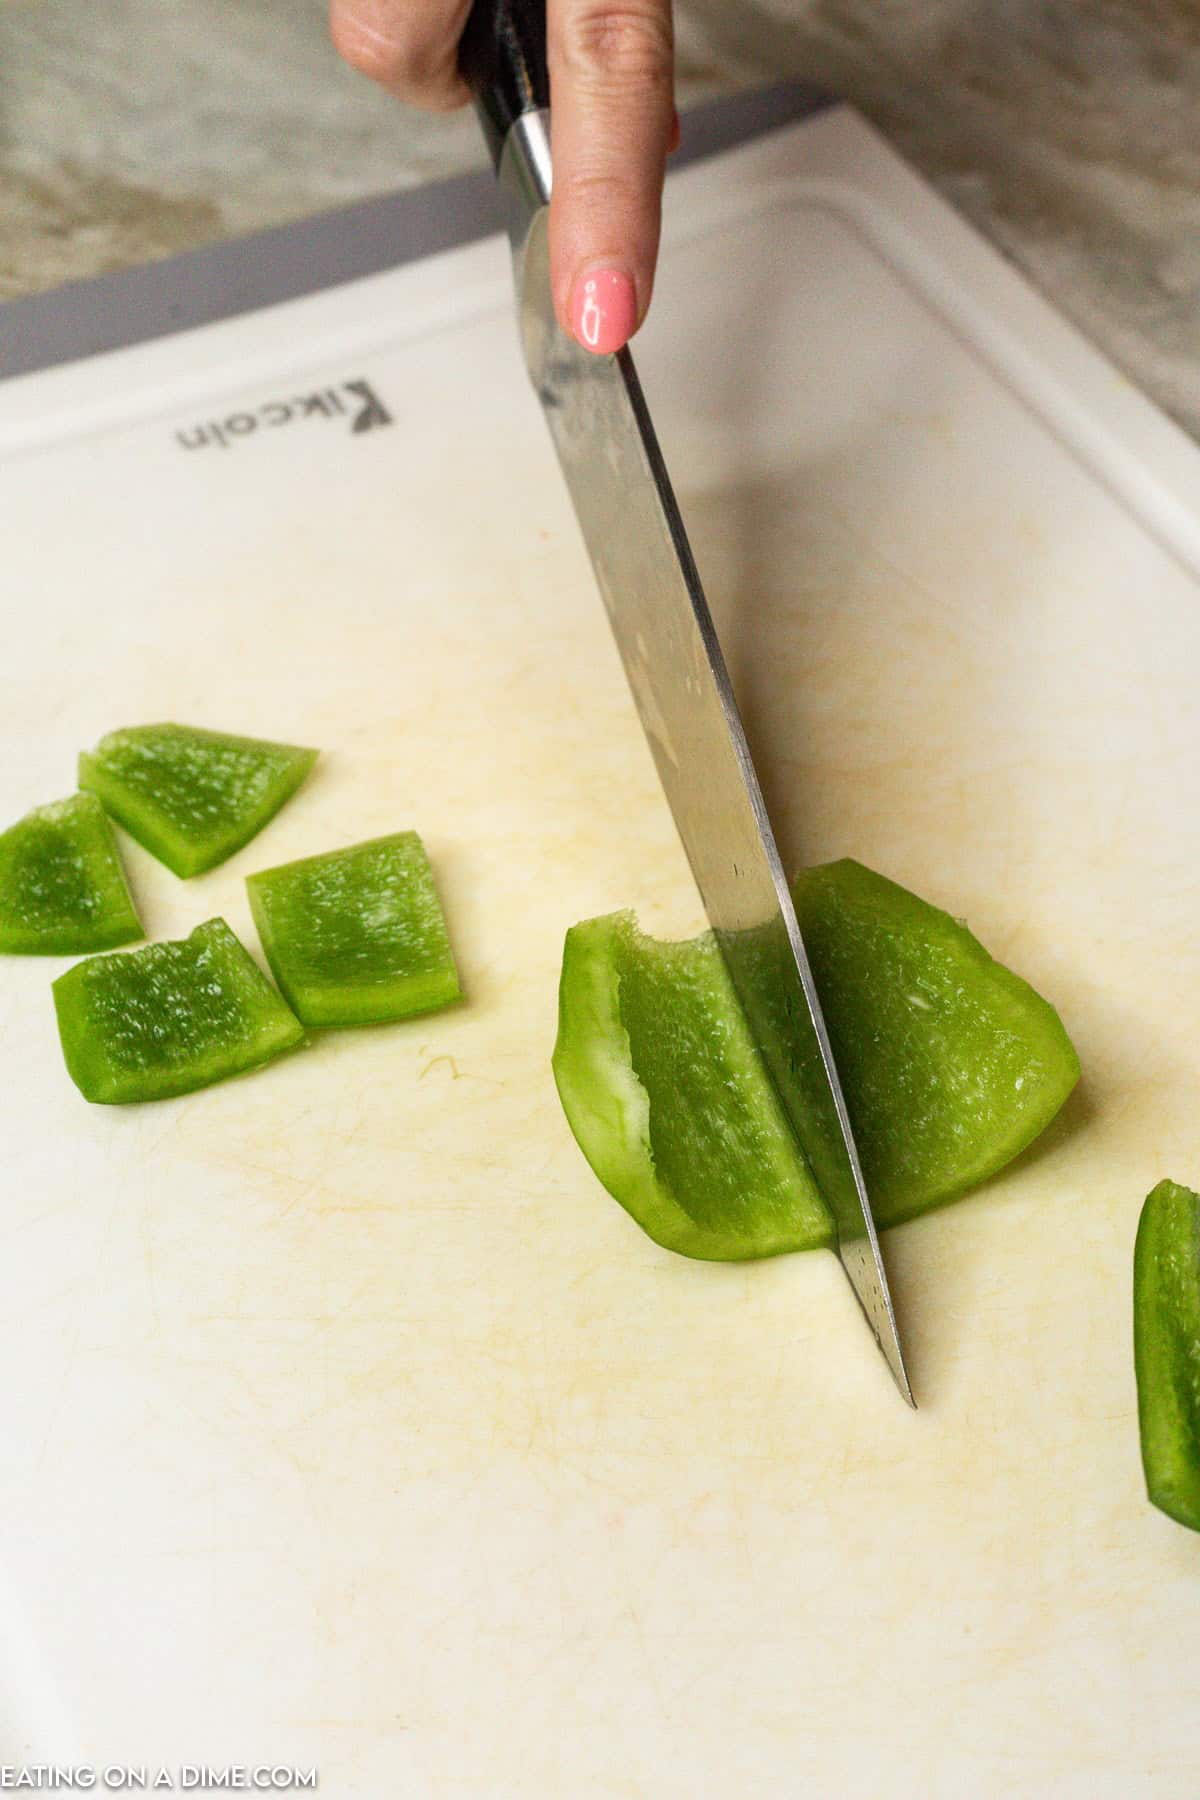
[1134,1179,1200,1532]
[246,831,461,1028]
[792,860,1080,1226]
[0,794,142,955]
[553,859,1080,1259]
[53,918,304,1103]
[79,724,318,877]
[554,912,831,1259]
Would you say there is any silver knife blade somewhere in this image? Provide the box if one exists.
[500,114,913,1405]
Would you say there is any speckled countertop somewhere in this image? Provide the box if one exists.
[3,0,1200,438]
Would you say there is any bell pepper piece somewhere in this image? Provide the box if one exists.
[78,724,318,877]
[246,831,461,1028]
[554,912,832,1259]
[1134,1179,1200,1532]
[552,859,1079,1259]
[53,918,304,1103]
[792,860,1081,1227]
[0,794,142,955]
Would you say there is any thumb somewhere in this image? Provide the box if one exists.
[547,0,675,353]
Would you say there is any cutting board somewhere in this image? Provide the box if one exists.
[3,106,1199,1796]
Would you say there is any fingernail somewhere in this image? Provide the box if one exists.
[568,267,638,354]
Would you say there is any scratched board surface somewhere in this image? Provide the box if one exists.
[2,110,1200,1796]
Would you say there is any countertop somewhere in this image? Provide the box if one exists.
[2,0,1200,440]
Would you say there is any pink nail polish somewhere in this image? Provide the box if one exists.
[569,268,637,354]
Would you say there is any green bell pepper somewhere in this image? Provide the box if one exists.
[1134,1179,1200,1532]
[554,911,831,1259]
[53,918,304,1103]
[792,860,1080,1225]
[246,831,461,1028]
[0,794,142,954]
[553,859,1080,1259]
[79,724,318,877]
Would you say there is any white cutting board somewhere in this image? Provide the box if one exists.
[3,107,1199,1796]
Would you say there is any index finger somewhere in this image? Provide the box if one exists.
[546,0,675,353]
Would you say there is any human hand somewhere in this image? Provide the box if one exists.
[331,0,677,353]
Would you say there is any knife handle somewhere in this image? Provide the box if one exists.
[459,0,550,169]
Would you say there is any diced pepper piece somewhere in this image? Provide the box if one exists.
[78,724,318,877]
[53,918,304,1103]
[1134,1179,1200,1532]
[552,859,1080,1260]
[791,860,1081,1227]
[0,793,143,954]
[247,831,461,1028]
[554,912,832,1260]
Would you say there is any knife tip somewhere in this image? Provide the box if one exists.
[887,1349,918,1410]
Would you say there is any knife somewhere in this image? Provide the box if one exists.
[460,2,914,1406]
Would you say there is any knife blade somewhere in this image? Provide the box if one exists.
[461,11,913,1405]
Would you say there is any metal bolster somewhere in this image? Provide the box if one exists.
[497,109,553,256]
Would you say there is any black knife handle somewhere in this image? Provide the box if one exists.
[459,0,550,169]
